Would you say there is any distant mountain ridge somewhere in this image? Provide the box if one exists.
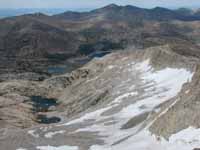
[1,4,200,77]
[0,8,92,19]
[53,4,200,21]
[1,4,200,20]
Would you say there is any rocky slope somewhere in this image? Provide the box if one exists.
[1,44,200,150]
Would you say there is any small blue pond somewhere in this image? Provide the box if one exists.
[30,96,61,124]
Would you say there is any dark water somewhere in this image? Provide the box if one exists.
[47,66,67,74]
[89,51,111,58]
[47,51,111,75]
[30,96,61,124]
[31,96,58,112]
[37,114,61,124]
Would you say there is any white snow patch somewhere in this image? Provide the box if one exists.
[44,130,66,138]
[142,68,193,93]
[169,126,200,145]
[117,93,169,119]
[111,92,138,105]
[28,130,39,138]
[107,65,115,69]
[122,57,128,61]
[40,126,52,132]
[16,148,27,150]
[128,85,135,91]
[135,59,152,72]
[61,107,111,126]
[37,145,78,150]
[185,90,190,94]
[90,127,200,150]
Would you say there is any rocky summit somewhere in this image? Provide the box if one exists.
[1,3,200,150]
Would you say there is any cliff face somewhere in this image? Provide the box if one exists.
[0,45,200,150]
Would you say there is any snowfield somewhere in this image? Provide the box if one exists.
[58,60,195,150]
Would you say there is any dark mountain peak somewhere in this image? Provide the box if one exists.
[152,6,172,12]
[104,3,120,9]
[122,5,145,13]
[101,4,143,11]
[93,3,121,12]
[53,10,86,21]
[124,5,141,9]
[20,12,49,19]
[61,10,81,15]
[33,12,47,17]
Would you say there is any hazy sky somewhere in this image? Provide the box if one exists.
[1,0,200,9]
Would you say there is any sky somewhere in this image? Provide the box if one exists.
[1,0,200,9]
